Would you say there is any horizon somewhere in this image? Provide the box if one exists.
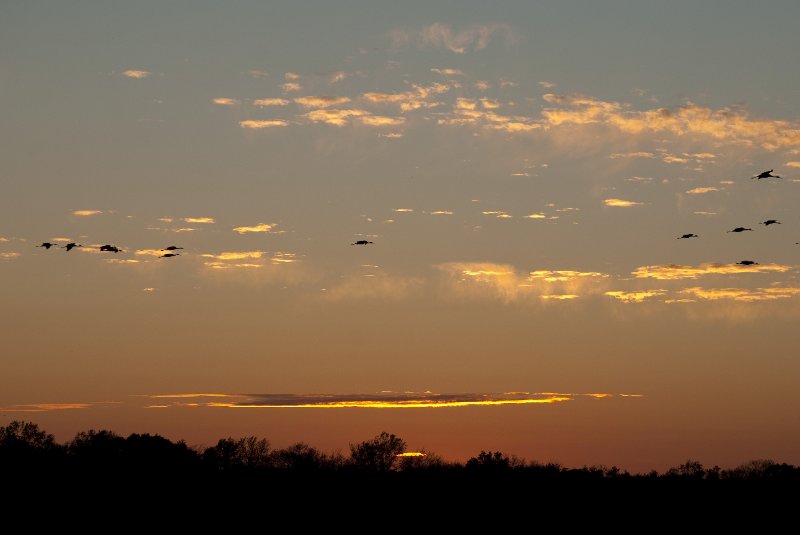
[2,1,799,474]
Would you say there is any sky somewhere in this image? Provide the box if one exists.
[2,1,800,472]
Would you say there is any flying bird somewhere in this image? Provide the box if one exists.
[160,253,180,258]
[351,240,374,245]
[727,227,753,233]
[99,245,122,253]
[37,242,58,249]
[63,242,82,251]
[760,220,781,226]
[736,260,759,266]
[752,169,781,180]
[677,234,698,239]
[161,246,183,251]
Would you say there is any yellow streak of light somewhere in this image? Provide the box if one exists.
[208,397,572,409]
[148,393,237,398]
[397,452,427,457]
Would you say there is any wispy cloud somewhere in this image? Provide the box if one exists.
[303,108,369,126]
[232,223,277,234]
[431,68,463,76]
[605,290,667,303]
[212,97,240,106]
[482,211,512,218]
[679,287,800,302]
[428,210,453,215]
[632,263,791,280]
[284,72,300,80]
[254,98,289,107]
[281,82,302,93]
[202,251,264,261]
[362,83,449,112]
[609,152,655,159]
[686,187,720,194]
[785,161,800,168]
[528,270,609,283]
[135,249,166,257]
[294,96,352,108]
[604,198,643,207]
[361,115,406,127]
[122,70,150,79]
[0,252,21,260]
[391,23,513,54]
[183,217,215,224]
[73,209,103,216]
[393,208,413,213]
[239,120,289,129]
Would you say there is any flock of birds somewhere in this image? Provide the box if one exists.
[31,169,792,265]
[674,169,794,266]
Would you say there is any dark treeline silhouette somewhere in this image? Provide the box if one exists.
[2,421,798,519]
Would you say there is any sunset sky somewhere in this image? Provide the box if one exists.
[2,1,800,472]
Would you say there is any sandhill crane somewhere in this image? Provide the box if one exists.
[160,253,180,258]
[351,240,374,245]
[752,169,781,179]
[99,245,122,253]
[63,243,82,251]
[727,227,753,233]
[161,246,183,251]
[760,220,781,226]
[37,242,58,249]
[677,234,698,239]
[736,260,759,266]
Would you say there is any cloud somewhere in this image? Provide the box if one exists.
[686,187,720,194]
[609,152,655,159]
[604,198,643,207]
[212,97,240,106]
[281,82,302,93]
[105,259,140,264]
[524,213,547,219]
[431,68,463,76]
[324,273,422,301]
[254,98,290,107]
[785,161,800,168]
[329,71,347,83]
[294,96,352,108]
[202,251,264,261]
[540,294,579,300]
[393,208,413,213]
[378,132,403,138]
[284,72,301,80]
[693,211,718,216]
[539,81,557,89]
[482,211,512,218]
[0,403,94,412]
[239,119,289,129]
[183,217,215,224]
[232,223,277,234]
[605,290,667,303]
[0,252,20,259]
[474,81,490,92]
[158,217,174,223]
[122,70,151,79]
[73,210,103,216]
[135,249,166,257]
[428,210,453,215]
[362,83,449,112]
[679,287,800,302]
[391,23,512,54]
[303,108,369,126]
[247,69,269,79]
[528,270,609,283]
[360,115,406,127]
[663,155,690,164]
[632,263,791,280]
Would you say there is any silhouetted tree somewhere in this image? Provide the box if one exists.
[349,432,406,472]
[466,450,511,471]
[0,420,57,451]
[69,429,126,464]
[666,459,706,479]
[271,442,328,471]
[203,436,271,471]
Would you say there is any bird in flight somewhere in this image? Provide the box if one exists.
[736,260,759,266]
[63,242,82,251]
[160,253,180,258]
[727,227,753,233]
[162,246,183,251]
[37,242,58,249]
[677,233,698,239]
[752,169,781,180]
[760,220,781,226]
[352,240,374,245]
[99,245,122,253]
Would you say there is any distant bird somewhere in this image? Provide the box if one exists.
[736,260,759,266]
[677,233,698,239]
[760,219,781,226]
[160,253,180,258]
[752,169,781,180]
[351,240,374,245]
[99,245,122,253]
[37,242,58,249]
[161,246,183,251]
[63,242,82,251]
[727,227,753,233]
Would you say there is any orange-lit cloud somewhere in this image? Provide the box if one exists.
[303,108,369,126]
[604,198,643,207]
[679,286,800,302]
[394,208,414,213]
[361,115,406,126]
[632,263,791,280]
[294,96,352,108]
[391,23,512,54]
[609,152,655,159]
[686,187,720,194]
[135,249,165,257]
[524,213,547,219]
[122,70,150,79]
[281,82,302,93]
[239,119,289,129]
[605,290,667,303]
[428,210,453,215]
[254,98,289,107]
[431,68,463,76]
[540,294,579,300]
[528,270,609,283]
[232,223,277,234]
[482,211,512,218]
[284,72,300,80]
[73,209,103,216]
[212,97,240,106]
[0,252,21,259]
[785,161,800,168]
[202,251,263,261]
[183,217,215,224]
[362,83,449,112]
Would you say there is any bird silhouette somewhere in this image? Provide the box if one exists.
[161,246,183,251]
[160,253,180,258]
[37,242,58,249]
[99,245,122,253]
[677,233,698,239]
[63,242,82,251]
[752,169,781,179]
[736,260,759,266]
[727,227,753,233]
[760,219,781,226]
[351,240,374,245]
